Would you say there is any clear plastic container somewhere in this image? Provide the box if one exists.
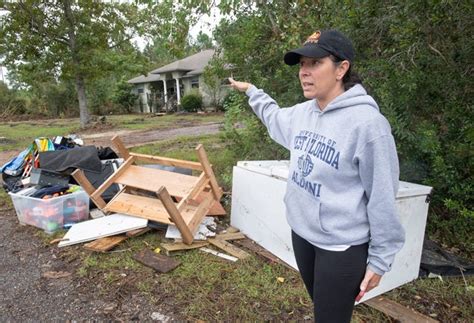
[9,185,90,233]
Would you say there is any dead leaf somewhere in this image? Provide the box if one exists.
[42,271,71,279]
[277,277,285,283]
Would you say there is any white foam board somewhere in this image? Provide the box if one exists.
[58,213,148,247]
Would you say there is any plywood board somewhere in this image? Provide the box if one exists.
[84,235,128,252]
[105,192,172,224]
[58,213,148,247]
[84,228,151,252]
[115,165,197,197]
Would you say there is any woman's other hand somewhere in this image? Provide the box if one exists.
[228,77,252,92]
[355,268,382,302]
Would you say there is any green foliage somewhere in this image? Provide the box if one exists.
[215,0,474,253]
[180,91,203,112]
[0,83,27,116]
[112,81,138,114]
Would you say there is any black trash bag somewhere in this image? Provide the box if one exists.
[70,159,121,209]
[419,239,474,277]
[2,172,23,193]
[97,146,118,160]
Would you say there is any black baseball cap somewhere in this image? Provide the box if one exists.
[284,30,355,65]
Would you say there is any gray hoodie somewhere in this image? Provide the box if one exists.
[245,84,405,275]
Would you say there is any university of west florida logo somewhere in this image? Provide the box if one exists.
[297,154,313,177]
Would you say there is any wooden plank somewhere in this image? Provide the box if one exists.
[208,238,250,260]
[215,232,246,241]
[115,165,197,197]
[234,238,291,268]
[177,172,208,212]
[105,192,173,224]
[133,249,180,273]
[365,296,439,323]
[84,227,151,252]
[157,187,194,245]
[175,191,226,216]
[91,156,135,203]
[161,241,209,255]
[111,135,130,159]
[130,152,203,171]
[183,193,214,235]
[84,235,128,252]
[126,227,151,237]
[71,169,106,209]
[195,144,223,200]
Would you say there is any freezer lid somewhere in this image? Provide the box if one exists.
[236,160,432,198]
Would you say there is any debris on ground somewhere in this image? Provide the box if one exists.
[133,249,181,273]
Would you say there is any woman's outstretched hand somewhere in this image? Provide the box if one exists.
[228,77,252,93]
[355,268,382,302]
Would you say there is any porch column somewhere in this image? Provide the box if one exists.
[163,79,168,103]
[175,78,181,105]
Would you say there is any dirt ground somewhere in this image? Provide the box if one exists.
[0,122,223,321]
[0,209,177,321]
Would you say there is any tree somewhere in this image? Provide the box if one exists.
[215,0,473,253]
[0,1,166,127]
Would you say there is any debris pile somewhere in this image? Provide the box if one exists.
[2,134,265,273]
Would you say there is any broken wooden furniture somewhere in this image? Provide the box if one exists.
[72,135,224,245]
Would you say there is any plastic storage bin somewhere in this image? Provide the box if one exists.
[9,185,90,233]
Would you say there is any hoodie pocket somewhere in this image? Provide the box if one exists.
[317,205,331,234]
[283,186,328,234]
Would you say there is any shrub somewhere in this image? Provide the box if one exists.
[180,91,203,112]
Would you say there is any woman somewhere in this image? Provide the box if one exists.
[229,29,405,322]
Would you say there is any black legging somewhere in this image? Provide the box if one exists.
[292,230,368,323]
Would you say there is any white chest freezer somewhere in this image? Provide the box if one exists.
[230,160,432,302]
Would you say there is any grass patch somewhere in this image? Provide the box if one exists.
[0,189,13,208]
[154,249,312,321]
[0,122,78,152]
[107,113,224,131]
[0,113,224,152]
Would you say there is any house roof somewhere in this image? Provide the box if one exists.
[150,49,215,75]
[127,73,162,84]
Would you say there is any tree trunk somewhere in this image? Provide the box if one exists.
[75,74,90,128]
[63,0,90,128]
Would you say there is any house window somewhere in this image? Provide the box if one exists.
[137,88,144,94]
[191,77,199,89]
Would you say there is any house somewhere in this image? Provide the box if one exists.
[127,49,227,113]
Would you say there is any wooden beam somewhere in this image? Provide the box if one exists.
[215,232,246,241]
[364,296,439,323]
[71,169,106,208]
[208,238,250,259]
[185,193,214,235]
[177,172,208,212]
[91,156,135,203]
[111,135,130,159]
[130,152,203,171]
[195,144,223,200]
[161,241,209,255]
[156,187,194,245]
